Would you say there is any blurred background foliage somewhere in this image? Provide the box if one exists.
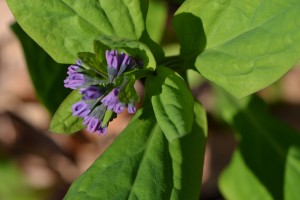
[1,0,300,199]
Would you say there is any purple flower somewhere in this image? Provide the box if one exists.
[106,50,118,82]
[101,88,119,110]
[82,109,108,135]
[86,116,108,135]
[96,126,108,135]
[117,53,131,77]
[63,51,140,136]
[80,86,103,100]
[106,50,118,69]
[67,65,79,75]
[127,103,136,114]
[101,88,137,114]
[113,102,125,114]
[86,117,102,133]
[72,101,90,117]
[83,116,92,126]
[64,73,85,89]
[105,50,136,82]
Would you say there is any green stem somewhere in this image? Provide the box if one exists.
[158,55,185,69]
[134,69,155,79]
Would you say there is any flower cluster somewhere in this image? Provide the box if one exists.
[64,50,139,135]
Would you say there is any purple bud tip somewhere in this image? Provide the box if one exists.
[80,86,102,100]
[87,117,101,133]
[76,59,82,66]
[106,50,118,69]
[96,126,108,135]
[101,88,120,110]
[67,65,79,75]
[72,101,90,117]
[113,102,125,114]
[121,54,130,67]
[127,103,136,114]
[64,73,85,89]
[83,116,92,126]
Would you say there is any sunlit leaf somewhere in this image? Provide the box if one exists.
[7,0,148,63]
[146,0,167,44]
[177,0,300,97]
[146,66,194,142]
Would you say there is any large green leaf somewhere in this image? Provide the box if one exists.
[49,90,83,134]
[145,66,194,142]
[177,0,300,97]
[11,23,69,115]
[64,100,207,200]
[219,150,273,200]
[7,0,148,63]
[216,90,300,200]
[146,0,167,44]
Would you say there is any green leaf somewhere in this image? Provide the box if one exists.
[95,35,156,70]
[7,0,148,63]
[173,11,206,64]
[101,109,115,127]
[139,30,165,63]
[219,150,273,200]
[49,90,83,134]
[118,75,140,103]
[178,0,300,97]
[146,66,194,142]
[146,0,167,44]
[216,89,300,200]
[64,100,207,200]
[77,52,108,78]
[11,23,69,115]
[284,146,300,200]
[168,100,207,199]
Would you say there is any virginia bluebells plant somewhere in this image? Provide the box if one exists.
[64,50,140,135]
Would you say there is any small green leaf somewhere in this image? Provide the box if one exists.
[146,66,194,141]
[178,0,300,97]
[216,89,300,200]
[77,52,108,78]
[49,90,83,134]
[7,0,148,63]
[118,75,140,103]
[95,35,156,70]
[101,109,115,127]
[64,100,207,200]
[93,40,107,64]
[11,23,69,115]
